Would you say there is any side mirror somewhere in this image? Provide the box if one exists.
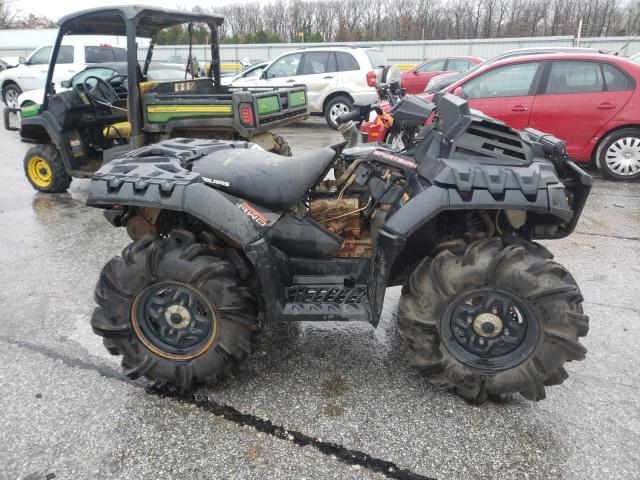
[60,80,71,88]
[412,70,419,75]
[453,86,464,97]
[18,57,27,65]
[260,70,268,79]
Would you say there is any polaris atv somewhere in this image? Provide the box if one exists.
[87,92,591,403]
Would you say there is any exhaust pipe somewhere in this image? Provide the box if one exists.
[338,120,360,148]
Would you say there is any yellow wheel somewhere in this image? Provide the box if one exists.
[23,144,71,193]
[26,156,52,188]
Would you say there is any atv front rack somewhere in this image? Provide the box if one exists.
[525,128,592,238]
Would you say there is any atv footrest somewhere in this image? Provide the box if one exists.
[280,283,371,322]
[280,302,370,322]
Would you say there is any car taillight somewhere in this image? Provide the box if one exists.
[366,71,377,87]
[240,105,254,126]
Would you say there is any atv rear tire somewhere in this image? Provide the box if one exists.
[92,230,262,392]
[397,237,588,403]
[270,132,292,156]
[23,144,72,193]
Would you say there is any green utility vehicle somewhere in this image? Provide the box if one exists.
[8,6,308,192]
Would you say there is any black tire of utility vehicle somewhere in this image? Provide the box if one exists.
[596,128,640,181]
[397,237,589,404]
[325,95,353,130]
[91,230,262,392]
[270,132,292,156]
[23,144,72,193]
[3,83,22,108]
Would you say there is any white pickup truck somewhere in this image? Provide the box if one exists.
[0,40,126,107]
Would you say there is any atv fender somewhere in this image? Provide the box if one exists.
[87,158,271,247]
[384,185,561,238]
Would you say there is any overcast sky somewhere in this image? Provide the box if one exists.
[14,0,240,22]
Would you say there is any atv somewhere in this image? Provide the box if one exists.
[9,6,308,193]
[87,92,591,403]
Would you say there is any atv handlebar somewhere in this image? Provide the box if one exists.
[336,106,370,126]
[336,104,386,126]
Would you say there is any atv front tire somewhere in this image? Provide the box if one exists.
[91,230,262,392]
[23,144,71,193]
[398,237,588,403]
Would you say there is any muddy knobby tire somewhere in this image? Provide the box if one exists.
[91,230,262,392]
[397,237,589,403]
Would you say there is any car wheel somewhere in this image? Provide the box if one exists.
[325,96,353,130]
[3,83,22,108]
[596,128,640,181]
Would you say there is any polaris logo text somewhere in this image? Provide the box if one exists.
[202,177,230,188]
[237,202,269,227]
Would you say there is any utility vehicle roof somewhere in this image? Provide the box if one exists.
[58,5,224,37]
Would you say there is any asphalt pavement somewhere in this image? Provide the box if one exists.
[0,118,639,480]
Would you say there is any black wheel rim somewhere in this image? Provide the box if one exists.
[133,281,216,359]
[439,289,539,373]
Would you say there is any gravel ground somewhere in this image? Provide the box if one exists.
[0,117,638,480]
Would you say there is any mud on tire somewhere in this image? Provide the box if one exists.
[397,237,589,403]
[91,230,262,392]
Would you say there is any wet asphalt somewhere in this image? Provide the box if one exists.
[0,117,639,480]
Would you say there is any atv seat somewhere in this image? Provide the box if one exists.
[191,147,336,211]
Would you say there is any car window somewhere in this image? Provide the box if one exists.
[85,46,120,63]
[301,52,336,75]
[463,62,540,98]
[29,47,52,65]
[71,67,117,86]
[336,52,359,71]
[365,50,388,68]
[447,59,472,71]
[56,46,74,64]
[417,60,446,73]
[243,64,266,79]
[113,48,127,61]
[602,63,634,91]
[545,61,604,94]
[266,53,302,78]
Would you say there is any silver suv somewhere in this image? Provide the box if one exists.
[233,46,389,128]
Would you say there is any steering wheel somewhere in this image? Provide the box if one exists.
[82,76,120,106]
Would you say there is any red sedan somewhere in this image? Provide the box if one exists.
[400,56,483,94]
[364,52,640,181]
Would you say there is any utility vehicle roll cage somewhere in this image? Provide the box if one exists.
[44,5,224,140]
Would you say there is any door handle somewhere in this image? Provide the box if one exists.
[286,79,295,83]
[597,102,616,110]
[323,76,334,79]
[511,105,528,112]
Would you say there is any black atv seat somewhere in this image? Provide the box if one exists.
[191,147,336,211]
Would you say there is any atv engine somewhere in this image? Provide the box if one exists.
[309,197,371,258]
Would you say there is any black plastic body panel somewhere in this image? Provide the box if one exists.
[266,214,343,257]
[389,95,435,129]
